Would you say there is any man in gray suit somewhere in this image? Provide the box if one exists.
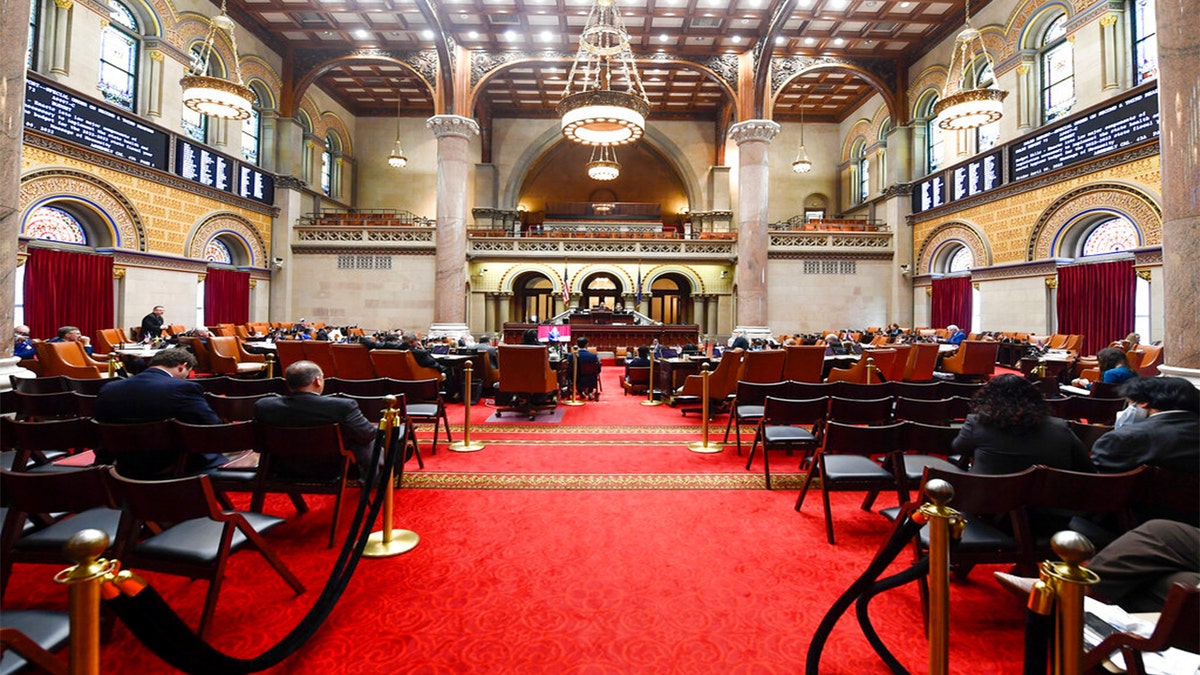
[1092,376,1199,473]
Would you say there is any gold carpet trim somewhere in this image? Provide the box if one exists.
[436,424,746,435]
[401,472,813,490]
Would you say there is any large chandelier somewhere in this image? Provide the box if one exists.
[792,87,812,174]
[387,88,408,169]
[556,0,650,146]
[934,0,1007,130]
[180,0,255,121]
[586,145,621,181]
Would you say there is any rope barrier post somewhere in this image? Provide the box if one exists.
[687,362,722,453]
[365,395,420,557]
[915,478,963,675]
[865,356,877,385]
[448,362,485,452]
[1042,531,1099,675]
[266,352,275,379]
[107,353,119,378]
[563,345,586,407]
[641,353,663,406]
[54,529,116,675]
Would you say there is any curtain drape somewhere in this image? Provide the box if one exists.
[931,276,972,331]
[203,267,250,326]
[23,247,114,341]
[1056,259,1135,355]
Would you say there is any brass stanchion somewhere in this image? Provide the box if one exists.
[687,363,722,453]
[364,395,420,557]
[54,529,117,675]
[916,478,964,675]
[266,352,276,379]
[865,356,877,384]
[563,346,586,407]
[448,362,485,452]
[641,353,663,406]
[106,353,119,378]
[1024,531,1099,675]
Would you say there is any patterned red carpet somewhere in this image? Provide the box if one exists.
[4,369,1028,673]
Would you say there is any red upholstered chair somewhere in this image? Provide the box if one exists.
[737,350,786,384]
[826,349,897,384]
[671,349,743,415]
[370,350,443,382]
[496,346,559,420]
[207,336,267,377]
[301,340,337,377]
[939,341,999,381]
[272,340,307,374]
[330,343,376,380]
[32,341,108,379]
[782,345,826,383]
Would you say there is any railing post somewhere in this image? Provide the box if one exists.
[688,363,722,453]
[641,354,663,406]
[916,478,964,675]
[449,362,486,452]
[364,395,420,557]
[55,530,115,675]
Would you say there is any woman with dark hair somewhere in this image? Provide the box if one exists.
[1071,347,1137,390]
[521,328,540,345]
[952,374,1094,474]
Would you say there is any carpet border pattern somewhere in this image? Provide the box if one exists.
[401,472,813,490]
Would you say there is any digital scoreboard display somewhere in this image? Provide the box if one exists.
[238,165,275,204]
[24,78,169,171]
[1009,88,1159,182]
[949,149,1002,203]
[176,139,233,192]
[912,174,945,214]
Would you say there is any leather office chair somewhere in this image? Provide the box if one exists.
[207,336,267,377]
[329,343,376,380]
[176,336,214,375]
[32,341,107,379]
[621,366,650,396]
[496,346,559,420]
[826,349,897,384]
[301,341,338,377]
[272,340,306,374]
[370,350,443,382]
[671,349,743,414]
[880,345,911,382]
[782,345,826,383]
[93,328,126,354]
[737,350,786,384]
[939,340,999,381]
[902,342,940,382]
[1131,344,1163,377]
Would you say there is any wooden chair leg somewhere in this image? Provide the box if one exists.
[238,522,305,595]
[822,484,836,545]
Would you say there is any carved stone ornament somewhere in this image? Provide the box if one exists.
[1045,277,1058,289]
[426,115,480,139]
[113,267,126,279]
[728,119,780,145]
[1136,269,1152,282]
[54,0,73,9]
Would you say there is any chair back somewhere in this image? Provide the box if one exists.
[834,381,890,399]
[1088,381,1121,398]
[273,340,307,373]
[33,341,103,378]
[903,343,940,382]
[12,390,79,420]
[6,417,97,470]
[255,422,351,480]
[9,375,68,394]
[1026,466,1146,526]
[919,465,1037,525]
[942,341,999,378]
[206,392,276,422]
[827,350,897,384]
[497,346,557,395]
[329,344,376,380]
[64,376,113,395]
[1067,420,1113,453]
[165,324,186,336]
[821,421,903,456]
[1134,467,1200,526]
[782,346,826,383]
[334,393,407,425]
[886,380,942,400]
[735,381,793,408]
[828,396,894,426]
[93,328,126,354]
[106,470,218,531]
[762,396,829,428]
[897,421,961,455]
[938,381,984,399]
[893,397,952,426]
[707,350,745,399]
[207,336,245,375]
[622,366,650,395]
[737,350,786,384]
[93,419,179,479]
[323,377,393,397]
[0,466,114,517]
[301,341,337,377]
[171,419,257,461]
[176,336,213,374]
[1132,344,1164,377]
[788,381,839,400]
[1062,396,1126,425]
[389,378,442,405]
[880,345,911,382]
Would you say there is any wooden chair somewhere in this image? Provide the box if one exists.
[176,336,214,375]
[722,380,792,456]
[3,417,95,472]
[940,341,999,381]
[329,343,376,380]
[746,396,828,489]
[827,396,894,426]
[107,470,304,638]
[93,419,181,480]
[8,375,69,394]
[272,340,307,374]
[0,610,70,675]
[886,380,943,400]
[169,420,260,506]
[1131,344,1163,377]
[207,336,266,377]
[11,391,79,421]
[826,349,897,384]
[322,377,393,397]
[200,376,289,397]
[1063,396,1127,425]
[205,392,278,422]
[370,350,443,382]
[334,393,421,468]
[621,366,650,396]
[32,341,108,379]
[737,350,786,384]
[893,397,953,426]
[63,376,113,396]
[782,345,826,383]
[1083,584,1200,675]
[301,340,337,377]
[887,421,964,505]
[496,346,559,420]
[671,349,743,415]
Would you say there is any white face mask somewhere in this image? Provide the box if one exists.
[1114,403,1150,429]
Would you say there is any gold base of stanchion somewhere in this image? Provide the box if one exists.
[562,399,586,407]
[687,441,723,453]
[640,398,664,406]
[447,440,486,452]
[362,529,419,558]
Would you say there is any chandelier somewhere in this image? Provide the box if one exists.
[934,0,1007,130]
[387,88,408,169]
[586,145,621,181]
[556,0,650,146]
[792,88,812,174]
[180,0,255,121]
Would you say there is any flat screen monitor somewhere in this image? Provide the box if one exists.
[537,325,572,343]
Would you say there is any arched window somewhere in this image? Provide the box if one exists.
[512,273,557,323]
[969,59,1000,152]
[23,206,88,244]
[1079,218,1139,256]
[877,120,890,190]
[851,139,870,204]
[99,0,140,111]
[26,0,39,69]
[581,272,623,310]
[1132,0,1158,83]
[924,95,943,174]
[320,135,333,196]
[947,245,973,273]
[182,45,211,143]
[240,84,267,164]
[204,238,233,264]
[1040,13,1074,124]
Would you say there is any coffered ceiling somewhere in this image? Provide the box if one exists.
[222,0,987,123]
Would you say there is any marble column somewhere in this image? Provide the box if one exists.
[1156,0,1200,383]
[48,0,70,76]
[426,114,480,340]
[1,0,33,386]
[728,119,779,343]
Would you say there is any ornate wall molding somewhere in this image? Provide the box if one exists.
[187,213,268,267]
[426,115,480,139]
[19,168,144,250]
[109,249,210,273]
[1027,182,1162,260]
[916,221,993,274]
[965,259,1062,282]
[728,119,780,145]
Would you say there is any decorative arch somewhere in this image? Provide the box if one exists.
[19,169,144,250]
[121,0,165,38]
[1027,183,1161,261]
[240,56,282,109]
[642,264,705,295]
[176,15,236,78]
[186,212,267,268]
[770,59,900,126]
[908,67,948,119]
[840,119,873,162]
[497,263,561,294]
[289,54,436,119]
[501,124,704,211]
[1015,1,1075,52]
[575,264,636,293]
[318,113,353,157]
[869,106,891,143]
[916,221,993,274]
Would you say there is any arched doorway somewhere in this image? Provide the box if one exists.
[649,273,692,324]
[511,271,558,323]
[581,272,624,310]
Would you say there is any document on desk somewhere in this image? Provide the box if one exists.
[1083,596,1200,674]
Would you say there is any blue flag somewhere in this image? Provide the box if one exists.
[635,267,642,305]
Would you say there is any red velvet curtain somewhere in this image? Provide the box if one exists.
[1057,259,1135,355]
[931,276,972,330]
[23,247,114,341]
[203,267,250,326]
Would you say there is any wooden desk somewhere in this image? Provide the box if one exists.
[655,358,704,396]
[502,323,699,353]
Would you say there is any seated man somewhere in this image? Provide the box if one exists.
[945,324,967,346]
[1092,376,1199,473]
[13,324,35,360]
[254,360,378,469]
[565,337,602,400]
[48,325,93,355]
[625,345,651,369]
[94,348,224,478]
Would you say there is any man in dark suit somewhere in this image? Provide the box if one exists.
[565,337,602,400]
[94,348,223,478]
[253,360,378,469]
[1092,376,1199,473]
[140,305,165,340]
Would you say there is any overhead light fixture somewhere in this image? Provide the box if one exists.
[387,90,407,169]
[792,88,812,174]
[934,0,1008,130]
[586,145,621,181]
[556,0,651,146]
[180,0,255,120]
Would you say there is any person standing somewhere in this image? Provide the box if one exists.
[141,305,165,340]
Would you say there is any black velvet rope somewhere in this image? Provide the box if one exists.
[104,422,405,674]
[805,514,926,675]
[855,556,931,674]
[1022,609,1052,675]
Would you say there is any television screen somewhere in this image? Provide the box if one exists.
[537,325,572,342]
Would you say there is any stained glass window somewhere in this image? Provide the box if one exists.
[1041,15,1075,124]
[926,95,943,174]
[241,107,261,164]
[99,1,138,111]
[1133,0,1158,83]
[24,206,87,244]
[204,238,232,264]
[1081,219,1139,256]
[948,246,973,273]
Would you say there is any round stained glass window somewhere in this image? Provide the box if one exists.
[204,238,233,264]
[948,246,973,273]
[1082,219,1139,256]
[24,206,87,244]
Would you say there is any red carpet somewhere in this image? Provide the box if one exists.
[3,368,1028,673]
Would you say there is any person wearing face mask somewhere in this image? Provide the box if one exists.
[1092,377,1199,473]
[13,324,35,360]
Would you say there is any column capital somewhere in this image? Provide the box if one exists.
[728,119,780,145]
[426,115,480,140]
